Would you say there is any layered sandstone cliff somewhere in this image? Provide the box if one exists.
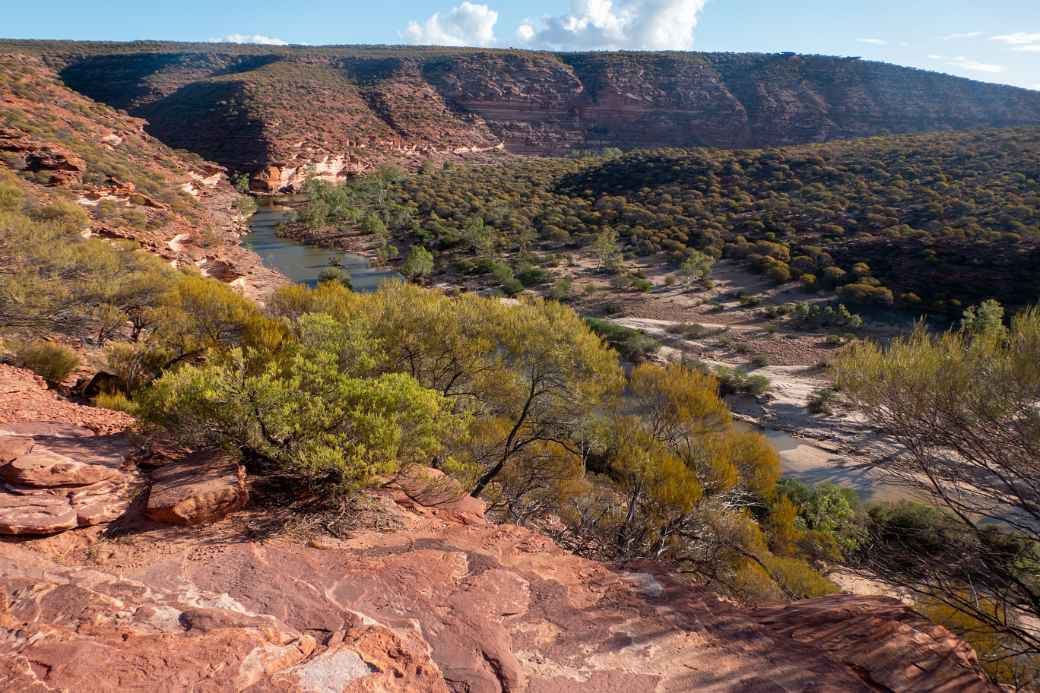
[7,41,1040,192]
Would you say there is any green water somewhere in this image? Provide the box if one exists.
[243,202,401,292]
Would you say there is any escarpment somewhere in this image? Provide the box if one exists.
[7,41,1040,192]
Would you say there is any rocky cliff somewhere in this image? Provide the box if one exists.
[0,51,281,295]
[6,41,1040,192]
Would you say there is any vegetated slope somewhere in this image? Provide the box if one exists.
[379,128,1040,314]
[6,40,1040,191]
[0,51,278,295]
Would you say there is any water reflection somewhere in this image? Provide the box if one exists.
[243,201,401,292]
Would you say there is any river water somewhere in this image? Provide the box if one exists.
[243,201,401,291]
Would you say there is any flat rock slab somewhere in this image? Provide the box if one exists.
[0,488,78,534]
[0,427,138,535]
[146,449,247,525]
[0,448,121,487]
[0,436,33,463]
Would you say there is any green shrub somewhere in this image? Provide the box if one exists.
[14,341,80,386]
[585,318,660,363]
[95,391,139,416]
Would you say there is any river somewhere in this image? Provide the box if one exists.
[243,200,401,291]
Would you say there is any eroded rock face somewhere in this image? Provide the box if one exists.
[0,423,139,535]
[0,126,86,185]
[17,44,1038,191]
[145,448,248,525]
[0,486,999,692]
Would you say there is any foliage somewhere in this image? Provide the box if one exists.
[141,347,454,492]
[373,128,1040,315]
[834,309,1040,664]
[12,340,79,386]
[402,245,434,280]
[584,318,660,363]
[679,250,715,286]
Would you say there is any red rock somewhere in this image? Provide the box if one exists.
[0,489,78,534]
[0,428,138,535]
[0,436,32,463]
[0,448,120,487]
[0,485,1000,692]
[145,449,248,525]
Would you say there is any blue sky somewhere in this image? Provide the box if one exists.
[3,1,1038,89]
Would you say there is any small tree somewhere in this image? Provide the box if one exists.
[402,246,434,281]
[679,250,715,287]
[592,228,623,272]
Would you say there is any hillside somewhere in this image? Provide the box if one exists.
[0,51,280,296]
[337,128,1040,315]
[5,40,1040,191]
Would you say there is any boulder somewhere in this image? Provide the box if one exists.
[146,449,248,525]
[0,428,138,535]
[388,464,487,518]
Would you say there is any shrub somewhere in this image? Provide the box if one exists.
[838,282,894,307]
[585,318,660,363]
[318,267,353,290]
[807,387,838,415]
[402,245,434,280]
[95,391,139,416]
[714,367,770,396]
[14,341,80,386]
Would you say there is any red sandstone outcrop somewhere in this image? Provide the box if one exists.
[0,126,85,185]
[0,422,139,535]
[21,43,1040,191]
[0,478,999,692]
[146,448,248,525]
[0,364,133,435]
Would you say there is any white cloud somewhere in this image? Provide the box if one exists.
[991,32,1040,45]
[517,22,537,42]
[1013,44,1040,52]
[928,54,1006,74]
[516,0,709,51]
[213,34,288,46]
[856,37,887,45]
[404,2,498,47]
[941,31,982,40]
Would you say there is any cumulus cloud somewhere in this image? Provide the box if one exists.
[516,0,709,51]
[928,54,1006,74]
[856,37,887,45]
[941,31,982,40]
[1014,44,1040,52]
[404,2,498,46]
[990,32,1040,45]
[213,34,288,46]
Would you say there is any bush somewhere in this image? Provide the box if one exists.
[838,282,894,307]
[14,341,80,386]
[714,366,770,396]
[585,318,660,363]
[95,391,139,416]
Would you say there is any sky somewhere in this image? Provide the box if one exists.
[3,1,1038,90]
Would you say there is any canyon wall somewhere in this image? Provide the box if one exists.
[10,41,1040,192]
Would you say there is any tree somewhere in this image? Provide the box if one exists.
[348,284,624,497]
[592,228,622,272]
[960,299,1006,338]
[834,310,1040,664]
[679,250,714,287]
[402,246,434,281]
[141,348,454,492]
